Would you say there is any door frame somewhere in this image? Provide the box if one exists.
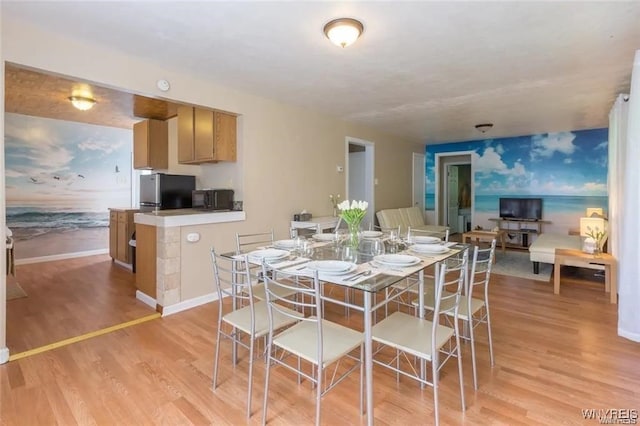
[435,152,473,227]
[345,137,375,228]
[412,152,425,221]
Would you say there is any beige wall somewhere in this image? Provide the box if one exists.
[0,18,424,347]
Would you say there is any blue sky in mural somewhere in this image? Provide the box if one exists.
[427,128,607,193]
[4,113,132,211]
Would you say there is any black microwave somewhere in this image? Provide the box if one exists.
[192,189,234,211]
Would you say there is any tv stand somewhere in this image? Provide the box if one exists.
[488,218,551,249]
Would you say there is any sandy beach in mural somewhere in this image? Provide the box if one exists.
[12,227,109,260]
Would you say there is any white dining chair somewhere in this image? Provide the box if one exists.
[412,241,495,390]
[210,249,302,418]
[235,230,297,301]
[371,254,467,426]
[261,262,364,426]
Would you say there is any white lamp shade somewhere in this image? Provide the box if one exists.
[579,217,606,236]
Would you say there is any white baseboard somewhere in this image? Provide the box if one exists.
[16,249,109,265]
[0,347,9,364]
[161,292,219,317]
[136,290,156,309]
[618,327,640,342]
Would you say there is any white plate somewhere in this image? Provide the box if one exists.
[409,236,441,244]
[247,248,289,262]
[306,260,355,274]
[312,233,335,242]
[273,239,296,249]
[374,254,421,266]
[361,230,383,238]
[410,244,449,254]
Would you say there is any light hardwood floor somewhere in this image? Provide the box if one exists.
[6,254,155,354]
[1,256,639,425]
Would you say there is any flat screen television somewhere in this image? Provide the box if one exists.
[499,197,543,221]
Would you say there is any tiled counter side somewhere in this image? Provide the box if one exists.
[134,210,246,312]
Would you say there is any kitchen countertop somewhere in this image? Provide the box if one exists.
[134,209,246,227]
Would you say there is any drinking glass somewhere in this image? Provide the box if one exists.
[369,238,385,257]
[341,245,358,263]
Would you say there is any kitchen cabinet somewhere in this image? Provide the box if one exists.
[133,119,168,169]
[109,209,138,266]
[135,223,157,299]
[177,105,237,164]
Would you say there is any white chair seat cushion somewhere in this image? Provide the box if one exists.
[223,301,301,338]
[272,318,363,368]
[371,311,454,360]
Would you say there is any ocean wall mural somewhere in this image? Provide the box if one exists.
[425,128,608,234]
[5,113,132,259]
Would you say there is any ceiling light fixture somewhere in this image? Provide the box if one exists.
[68,95,96,111]
[323,18,364,48]
[475,123,494,133]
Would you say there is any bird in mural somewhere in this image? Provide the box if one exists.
[53,176,60,180]
[29,177,38,183]
[115,165,120,173]
[78,174,85,179]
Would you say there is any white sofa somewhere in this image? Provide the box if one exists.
[528,233,604,274]
[376,206,449,238]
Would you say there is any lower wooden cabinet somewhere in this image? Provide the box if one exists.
[108,209,138,265]
[135,224,157,299]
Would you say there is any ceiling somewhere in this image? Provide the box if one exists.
[4,2,640,143]
[5,64,179,129]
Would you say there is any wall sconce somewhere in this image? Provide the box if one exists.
[323,18,364,48]
[68,95,96,111]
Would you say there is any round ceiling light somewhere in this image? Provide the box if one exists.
[68,95,96,111]
[323,18,364,48]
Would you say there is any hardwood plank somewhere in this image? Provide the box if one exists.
[6,254,155,354]
[1,260,639,425]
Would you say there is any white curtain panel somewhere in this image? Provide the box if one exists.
[608,95,628,260]
[618,50,640,342]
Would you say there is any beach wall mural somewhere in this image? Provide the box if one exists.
[425,128,608,235]
[4,113,132,260]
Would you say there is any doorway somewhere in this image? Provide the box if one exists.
[435,153,473,234]
[412,153,425,221]
[346,137,375,228]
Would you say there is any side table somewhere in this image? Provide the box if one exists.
[462,230,506,260]
[553,249,617,304]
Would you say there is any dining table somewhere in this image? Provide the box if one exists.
[224,237,467,425]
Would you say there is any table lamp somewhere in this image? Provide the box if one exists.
[586,207,604,218]
[579,216,607,254]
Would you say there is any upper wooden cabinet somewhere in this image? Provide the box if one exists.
[177,106,237,164]
[133,119,168,170]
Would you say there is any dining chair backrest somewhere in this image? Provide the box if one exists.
[433,248,468,320]
[235,230,274,253]
[261,263,324,355]
[210,248,255,317]
[290,224,319,239]
[262,263,319,320]
[407,226,450,243]
[468,239,496,300]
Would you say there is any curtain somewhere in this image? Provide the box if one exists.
[618,50,640,342]
[608,95,628,260]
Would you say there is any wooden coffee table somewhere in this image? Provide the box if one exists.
[554,249,617,304]
[462,230,506,259]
